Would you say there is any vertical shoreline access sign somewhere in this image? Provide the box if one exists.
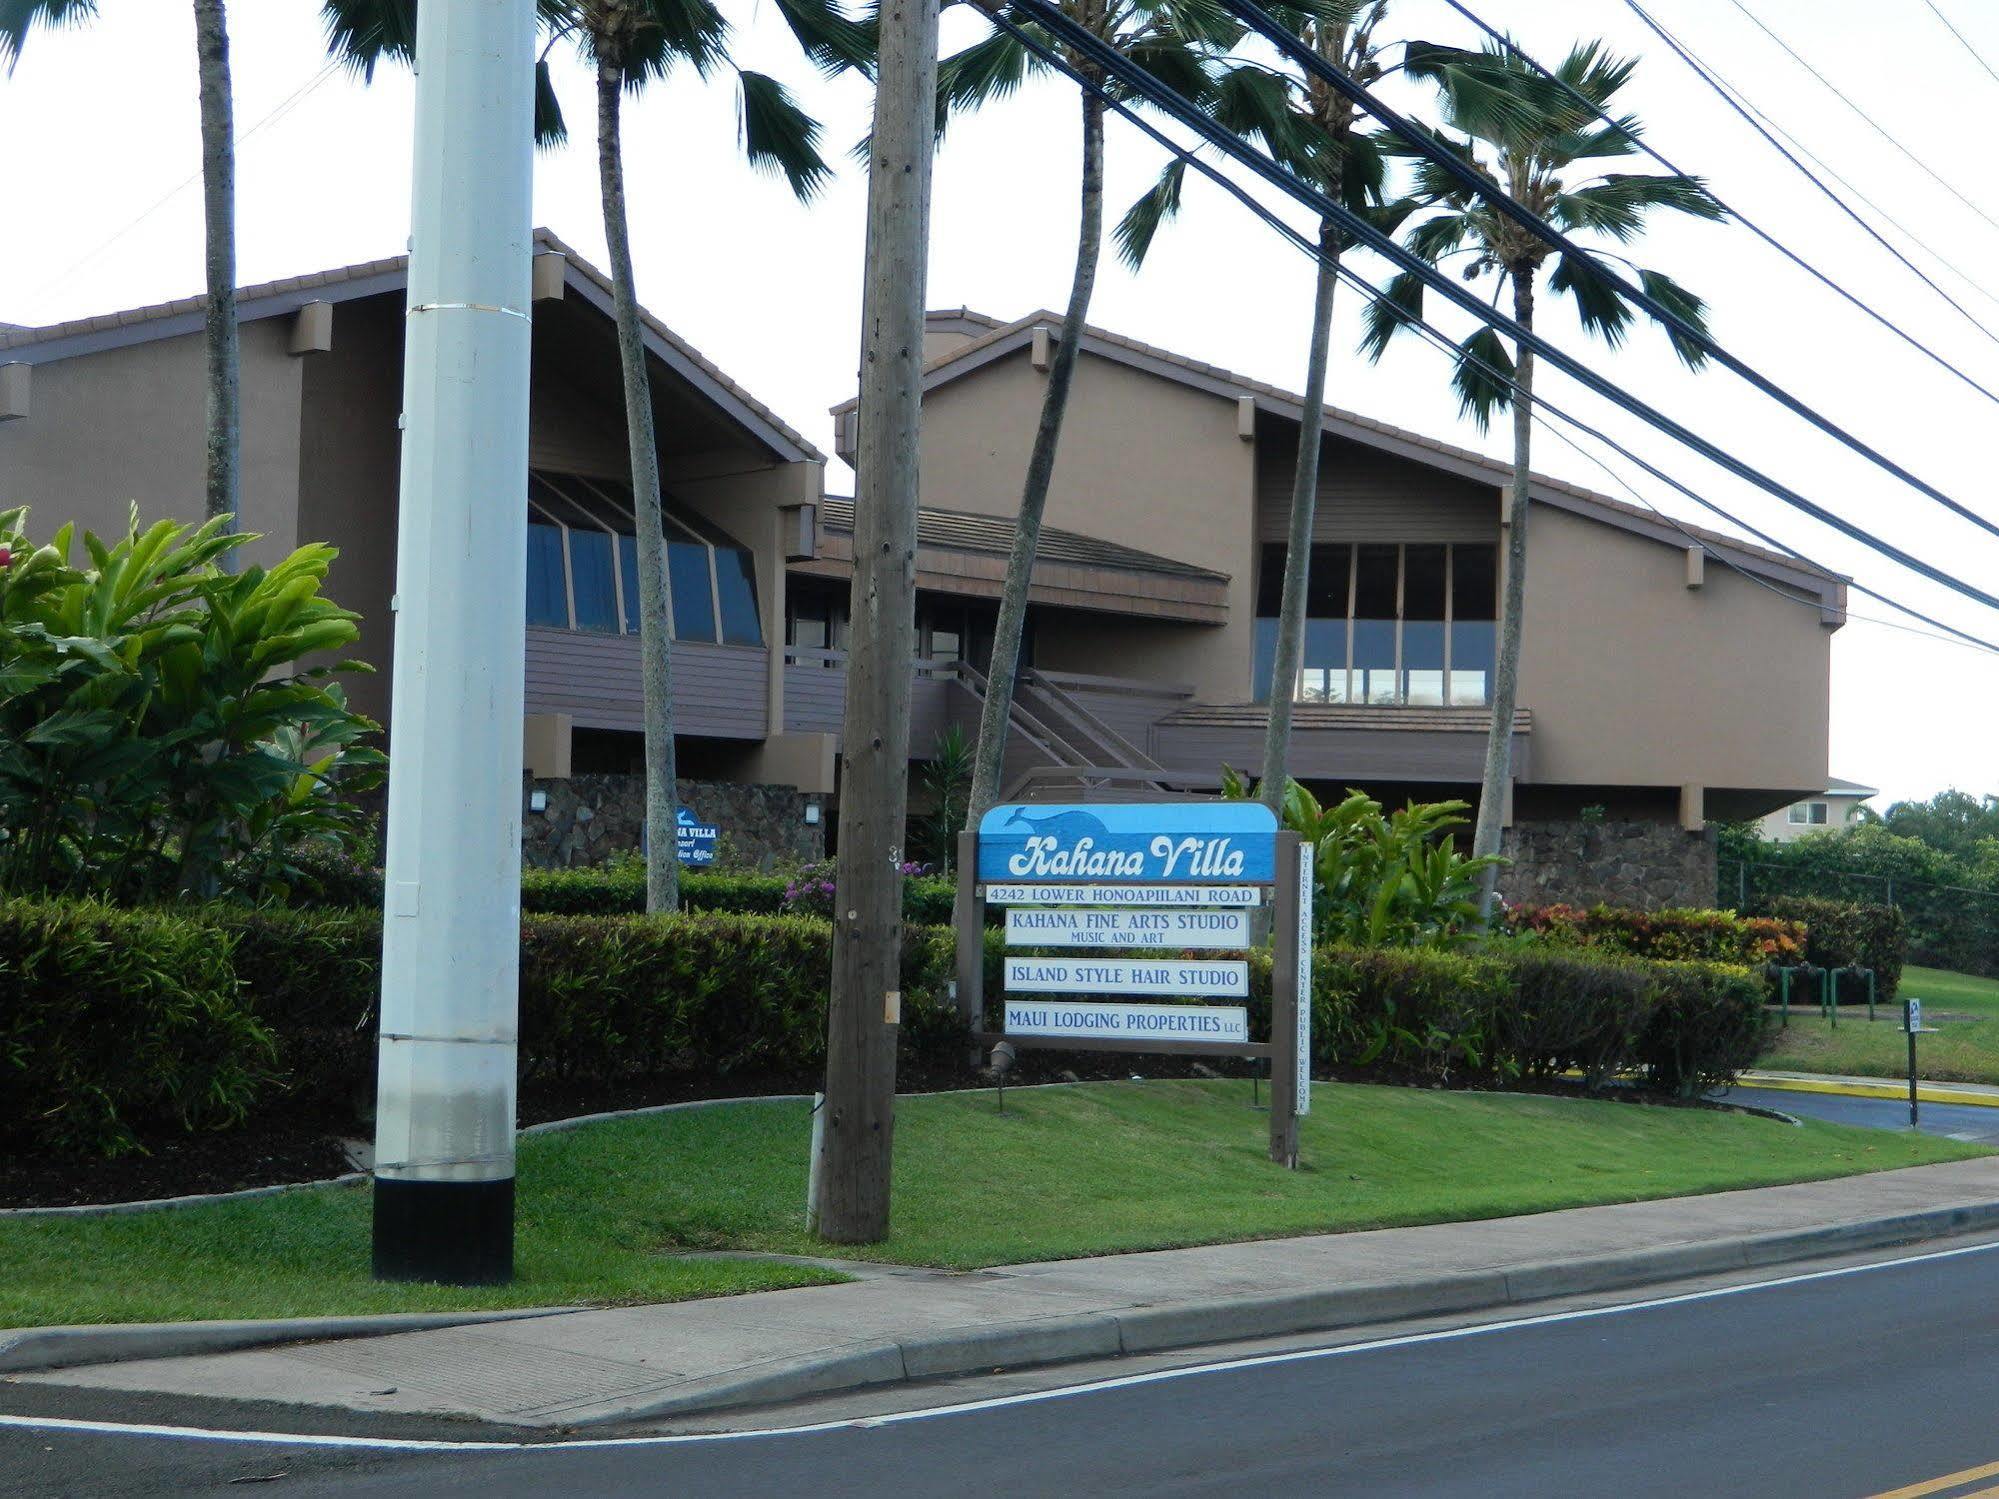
[955,800,1311,1168]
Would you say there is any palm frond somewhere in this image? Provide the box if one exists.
[771,0,873,79]
[1,0,97,72]
[625,0,730,84]
[1120,34,1213,111]
[1552,172,1724,241]
[1206,61,1298,156]
[736,69,832,202]
[1451,325,1515,429]
[1359,268,1427,362]
[1554,38,1638,109]
[1115,157,1188,271]
[318,0,412,82]
[534,56,567,148]
[937,25,1035,123]
[1405,212,1472,264]
[1637,267,1714,369]
[1548,249,1634,350]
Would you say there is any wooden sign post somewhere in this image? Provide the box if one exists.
[956,802,1310,1168]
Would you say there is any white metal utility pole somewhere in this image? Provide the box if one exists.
[371,0,537,1285]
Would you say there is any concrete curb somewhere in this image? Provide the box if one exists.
[0,1307,579,1376]
[1739,1072,1999,1109]
[575,1195,1999,1425]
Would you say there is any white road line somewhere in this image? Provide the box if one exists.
[6,1234,1999,1453]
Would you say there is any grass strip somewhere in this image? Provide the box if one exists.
[4,1080,1983,1327]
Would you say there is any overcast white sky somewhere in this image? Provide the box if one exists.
[4,0,1997,810]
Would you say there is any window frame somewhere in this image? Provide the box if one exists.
[1257,540,1498,707]
[525,471,764,647]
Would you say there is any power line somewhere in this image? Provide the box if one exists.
[1923,0,1999,91]
[23,59,343,315]
[1429,0,1999,410]
[977,8,1999,656]
[1212,0,1999,549]
[997,0,1999,619]
[1729,0,1999,236]
[1626,1,1999,328]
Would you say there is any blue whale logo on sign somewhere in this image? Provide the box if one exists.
[978,801,1277,883]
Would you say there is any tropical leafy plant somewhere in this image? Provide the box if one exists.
[918,724,974,874]
[1221,766,1499,946]
[1361,39,1725,914]
[0,507,385,902]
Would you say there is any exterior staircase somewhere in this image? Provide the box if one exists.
[945,662,1219,802]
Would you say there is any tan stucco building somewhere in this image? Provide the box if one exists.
[0,257,1842,903]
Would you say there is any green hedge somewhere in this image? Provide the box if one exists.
[1308,945,1762,1099]
[0,901,274,1155]
[284,848,959,923]
[1501,903,1805,966]
[1767,897,1907,1002]
[4,901,1769,1155]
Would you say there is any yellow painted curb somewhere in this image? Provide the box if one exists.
[1738,1073,1999,1109]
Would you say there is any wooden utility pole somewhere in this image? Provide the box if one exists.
[814,0,940,1244]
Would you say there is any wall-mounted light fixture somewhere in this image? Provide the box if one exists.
[528,790,548,814]
[804,803,822,825]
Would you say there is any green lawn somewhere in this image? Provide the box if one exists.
[3,1079,1983,1328]
[1760,965,1999,1086]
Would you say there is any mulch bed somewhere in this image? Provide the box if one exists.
[6,1054,1721,1212]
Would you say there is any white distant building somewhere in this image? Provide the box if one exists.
[1759,777,1878,841]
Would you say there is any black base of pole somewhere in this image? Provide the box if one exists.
[372,1176,515,1285]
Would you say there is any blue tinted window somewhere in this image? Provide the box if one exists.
[526,522,567,627]
[668,541,716,642]
[1252,617,1278,702]
[618,535,642,635]
[715,548,762,645]
[568,528,618,633]
[1450,621,1494,705]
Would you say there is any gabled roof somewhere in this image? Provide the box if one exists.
[834,309,1845,605]
[1824,777,1879,797]
[0,229,822,465]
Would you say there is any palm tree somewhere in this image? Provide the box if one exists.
[4,1,241,538]
[946,0,1247,823]
[1361,39,1724,915]
[326,0,868,915]
[1116,2,1396,825]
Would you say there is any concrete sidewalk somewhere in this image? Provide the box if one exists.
[14,1155,1999,1429]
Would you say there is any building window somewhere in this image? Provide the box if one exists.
[525,470,762,645]
[1254,541,1498,706]
[1787,802,1830,825]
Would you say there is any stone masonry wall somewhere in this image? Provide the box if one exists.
[1495,818,1718,912]
[521,775,825,871]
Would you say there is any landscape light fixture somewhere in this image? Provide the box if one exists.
[988,1040,1017,1112]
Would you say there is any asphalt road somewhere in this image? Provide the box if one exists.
[1722,1084,1999,1143]
[10,1238,1999,1497]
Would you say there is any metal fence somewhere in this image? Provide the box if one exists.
[1721,857,1999,976]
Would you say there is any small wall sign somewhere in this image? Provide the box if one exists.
[1004,907,1253,950]
[1003,956,1250,998]
[676,807,719,866]
[1003,1000,1251,1045]
[976,803,1278,884]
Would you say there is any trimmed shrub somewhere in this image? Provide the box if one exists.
[1636,961,1768,1098]
[1504,903,1804,966]
[0,900,274,1154]
[1767,897,1906,1002]
[1,899,1770,1156]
